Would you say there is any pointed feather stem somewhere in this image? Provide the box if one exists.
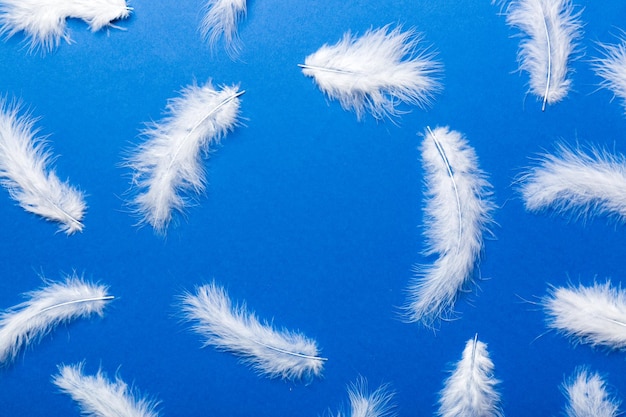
[39,295,115,314]
[251,338,328,361]
[541,12,551,111]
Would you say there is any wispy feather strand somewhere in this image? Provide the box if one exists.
[180,281,326,381]
[563,369,621,417]
[331,377,396,417]
[200,0,246,58]
[0,98,85,234]
[592,35,626,115]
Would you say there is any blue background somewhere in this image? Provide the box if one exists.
[1,0,626,415]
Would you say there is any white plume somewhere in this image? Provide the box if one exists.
[331,377,396,417]
[563,369,621,417]
[200,0,246,58]
[592,35,626,115]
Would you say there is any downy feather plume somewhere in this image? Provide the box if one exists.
[180,281,326,381]
[544,281,626,350]
[126,81,243,234]
[330,377,396,417]
[299,25,441,121]
[438,335,503,417]
[53,362,160,417]
[519,144,626,222]
[0,274,112,365]
[0,0,131,52]
[592,35,626,115]
[562,369,621,417]
[405,126,494,326]
[200,0,246,58]
[0,98,85,234]
[504,0,582,110]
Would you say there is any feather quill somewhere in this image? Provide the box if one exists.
[331,377,396,417]
[125,81,243,234]
[438,335,502,417]
[53,363,160,417]
[0,0,131,52]
[405,126,494,326]
[592,35,626,115]
[0,274,112,365]
[0,98,85,234]
[200,0,246,58]
[544,281,626,350]
[563,369,621,417]
[519,144,626,222]
[505,0,582,110]
[299,25,441,121]
[180,281,326,381]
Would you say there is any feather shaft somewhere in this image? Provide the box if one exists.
[180,281,325,381]
[563,369,621,417]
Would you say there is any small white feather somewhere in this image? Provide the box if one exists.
[563,369,621,417]
[592,35,626,115]
[0,274,112,365]
[332,377,396,417]
[0,0,131,52]
[53,363,160,417]
[505,0,582,110]
[0,98,85,234]
[544,281,626,349]
[438,336,502,417]
[180,281,326,381]
[300,25,441,121]
[200,0,246,58]
[125,81,243,234]
[405,127,494,326]
[519,144,626,222]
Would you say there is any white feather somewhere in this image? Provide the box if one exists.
[53,363,160,417]
[300,25,441,121]
[563,369,621,417]
[592,35,626,115]
[438,336,502,417]
[180,281,326,381]
[505,0,582,110]
[544,281,626,349]
[0,0,131,52]
[519,144,626,222]
[125,81,243,234]
[332,377,396,417]
[0,274,112,365]
[405,126,494,326]
[200,0,246,58]
[0,98,85,234]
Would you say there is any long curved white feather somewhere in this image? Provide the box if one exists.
[0,0,131,52]
[200,0,246,58]
[0,98,85,234]
[53,363,160,417]
[405,127,494,326]
[300,25,441,121]
[332,377,396,417]
[505,0,582,110]
[180,281,326,381]
[563,369,621,417]
[438,336,502,417]
[519,144,626,222]
[125,81,243,234]
[544,281,626,349]
[0,274,112,365]
[592,35,626,115]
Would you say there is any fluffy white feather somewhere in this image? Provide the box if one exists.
[563,369,621,417]
[405,126,494,326]
[519,144,626,222]
[438,336,502,417]
[505,0,582,110]
[53,363,160,417]
[0,0,131,52]
[544,281,626,349]
[180,281,326,381]
[126,81,243,234]
[0,274,112,365]
[299,25,441,121]
[592,35,626,115]
[0,98,85,234]
[332,377,396,417]
[200,0,246,58]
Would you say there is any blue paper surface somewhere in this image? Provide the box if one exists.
[0,0,626,415]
